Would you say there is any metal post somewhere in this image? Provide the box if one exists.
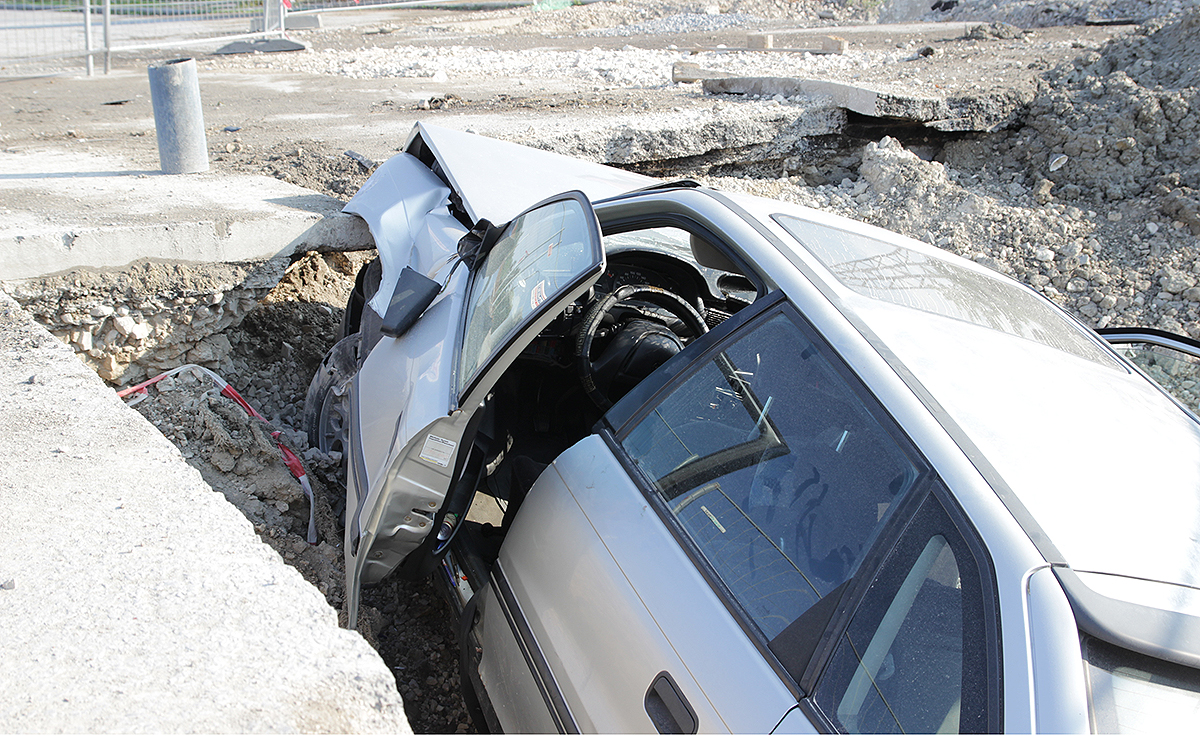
[83,0,93,77]
[147,58,210,175]
[102,0,111,74]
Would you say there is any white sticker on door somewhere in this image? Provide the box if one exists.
[419,434,457,468]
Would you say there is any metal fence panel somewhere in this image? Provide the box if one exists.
[0,0,274,76]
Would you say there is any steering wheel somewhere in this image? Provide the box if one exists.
[576,284,708,410]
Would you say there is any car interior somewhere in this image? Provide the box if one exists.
[442,223,762,581]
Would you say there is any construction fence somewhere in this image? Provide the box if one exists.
[0,0,508,77]
[0,0,292,76]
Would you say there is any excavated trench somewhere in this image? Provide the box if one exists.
[3,246,475,733]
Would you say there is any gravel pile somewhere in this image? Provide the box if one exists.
[507,0,870,35]
[1003,8,1200,211]
[932,0,1197,27]
[579,11,768,37]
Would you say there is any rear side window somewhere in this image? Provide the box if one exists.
[619,309,923,649]
[811,489,999,733]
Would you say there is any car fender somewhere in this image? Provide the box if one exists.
[343,151,466,319]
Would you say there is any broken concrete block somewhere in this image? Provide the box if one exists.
[745,32,846,53]
[112,314,137,336]
[703,77,943,121]
[672,62,733,84]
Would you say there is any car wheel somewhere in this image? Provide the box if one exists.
[302,333,360,456]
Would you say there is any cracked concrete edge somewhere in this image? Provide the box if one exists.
[0,291,410,733]
[503,105,847,165]
[700,76,1031,133]
[1,210,373,282]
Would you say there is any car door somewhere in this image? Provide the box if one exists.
[480,294,999,732]
[345,191,605,624]
[1099,327,1200,415]
[476,295,804,733]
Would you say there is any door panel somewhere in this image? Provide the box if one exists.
[474,581,564,734]
[347,192,605,624]
[493,435,799,733]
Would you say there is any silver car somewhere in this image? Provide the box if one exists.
[306,123,1200,733]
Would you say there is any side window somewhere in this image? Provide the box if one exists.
[618,308,924,668]
[811,489,997,734]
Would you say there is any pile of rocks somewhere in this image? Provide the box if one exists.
[1005,8,1200,229]
[713,133,1200,336]
[1,260,281,384]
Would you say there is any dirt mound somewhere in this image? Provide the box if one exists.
[990,7,1200,237]
[933,0,1192,27]
[1100,9,1200,89]
[216,140,376,201]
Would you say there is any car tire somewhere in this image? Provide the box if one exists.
[302,333,360,457]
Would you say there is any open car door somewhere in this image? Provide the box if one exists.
[345,191,605,624]
[1100,327,1200,415]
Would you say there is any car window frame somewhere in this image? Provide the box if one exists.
[598,212,770,301]
[798,480,1003,734]
[599,295,946,700]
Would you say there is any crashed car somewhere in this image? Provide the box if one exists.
[305,123,1200,733]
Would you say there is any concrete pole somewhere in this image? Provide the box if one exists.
[83,0,93,77]
[147,58,210,175]
[102,0,111,74]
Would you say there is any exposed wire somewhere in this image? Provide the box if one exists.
[118,364,318,544]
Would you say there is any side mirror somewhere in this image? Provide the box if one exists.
[379,266,441,338]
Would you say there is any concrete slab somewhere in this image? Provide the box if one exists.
[702,76,1031,133]
[0,291,411,732]
[497,104,847,166]
[747,21,975,40]
[0,148,371,281]
[744,33,846,53]
[704,76,942,119]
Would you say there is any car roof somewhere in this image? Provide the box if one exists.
[729,192,1200,592]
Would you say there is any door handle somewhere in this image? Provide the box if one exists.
[645,671,698,734]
